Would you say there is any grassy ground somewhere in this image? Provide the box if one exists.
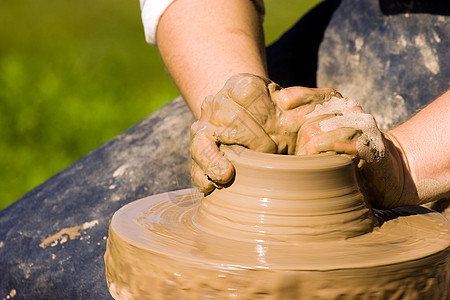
[0,0,320,210]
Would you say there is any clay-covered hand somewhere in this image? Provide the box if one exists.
[191,73,341,194]
[295,97,407,209]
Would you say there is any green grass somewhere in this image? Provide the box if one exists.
[0,0,320,210]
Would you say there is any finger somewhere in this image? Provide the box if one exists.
[306,97,363,120]
[208,98,278,153]
[214,123,277,153]
[280,95,360,134]
[224,73,271,106]
[296,114,335,149]
[278,103,320,134]
[298,108,385,162]
[191,127,235,185]
[296,127,360,155]
[277,87,342,110]
[318,111,376,132]
[317,112,384,162]
[226,73,277,125]
[191,161,215,194]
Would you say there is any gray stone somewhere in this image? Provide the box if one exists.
[0,97,195,299]
[318,0,450,131]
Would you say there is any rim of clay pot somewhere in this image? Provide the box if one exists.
[221,145,353,170]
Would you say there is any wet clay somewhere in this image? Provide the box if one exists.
[105,146,450,299]
[39,220,99,248]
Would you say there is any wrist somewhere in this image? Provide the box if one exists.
[360,132,418,209]
[382,132,420,207]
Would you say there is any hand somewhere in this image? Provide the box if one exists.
[295,97,407,209]
[190,73,341,194]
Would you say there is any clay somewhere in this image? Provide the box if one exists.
[105,145,450,299]
[39,220,99,248]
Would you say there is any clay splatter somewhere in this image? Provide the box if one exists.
[3,288,16,300]
[39,220,99,248]
[113,164,129,178]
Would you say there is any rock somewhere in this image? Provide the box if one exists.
[318,0,450,131]
[0,97,195,299]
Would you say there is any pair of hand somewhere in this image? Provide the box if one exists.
[190,73,404,209]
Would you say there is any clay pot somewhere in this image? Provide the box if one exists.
[195,145,378,243]
[105,146,450,299]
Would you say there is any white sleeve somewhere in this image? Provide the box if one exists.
[139,0,265,46]
[140,0,176,45]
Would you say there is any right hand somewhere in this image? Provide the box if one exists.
[294,96,407,209]
[190,73,341,193]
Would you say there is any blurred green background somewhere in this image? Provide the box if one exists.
[0,0,320,210]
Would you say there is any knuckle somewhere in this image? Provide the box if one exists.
[277,89,294,110]
[228,74,268,104]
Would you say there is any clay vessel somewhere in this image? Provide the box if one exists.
[105,145,450,299]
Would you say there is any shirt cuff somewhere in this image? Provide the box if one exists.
[140,0,265,46]
[140,0,176,45]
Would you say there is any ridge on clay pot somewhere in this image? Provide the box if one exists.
[104,145,450,299]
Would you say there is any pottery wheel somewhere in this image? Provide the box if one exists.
[105,147,449,299]
[105,189,449,299]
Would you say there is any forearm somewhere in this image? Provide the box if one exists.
[156,0,267,119]
[387,90,450,205]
